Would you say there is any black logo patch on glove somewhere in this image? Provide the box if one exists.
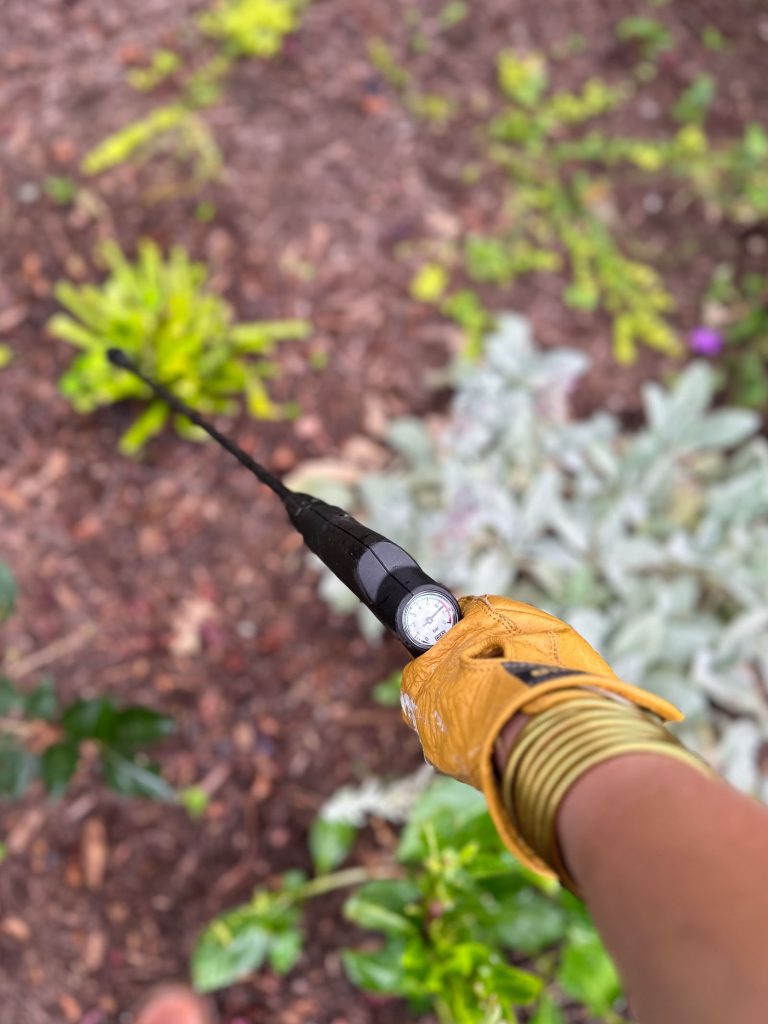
[503,662,585,687]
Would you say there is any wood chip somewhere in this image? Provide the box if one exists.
[58,995,82,1023]
[83,930,107,972]
[0,917,30,942]
[7,807,45,854]
[81,818,108,890]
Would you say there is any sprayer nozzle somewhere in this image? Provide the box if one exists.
[107,347,133,370]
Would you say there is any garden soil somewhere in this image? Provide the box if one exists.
[1,1,768,1021]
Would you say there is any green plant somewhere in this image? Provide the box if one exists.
[48,239,309,454]
[672,74,716,126]
[401,44,768,364]
[320,315,768,795]
[43,175,78,205]
[193,775,622,1021]
[127,49,183,91]
[0,345,12,369]
[0,562,175,799]
[198,0,305,57]
[81,104,222,185]
[369,39,457,127]
[703,266,768,408]
[405,50,681,363]
[615,16,674,63]
[438,1,468,29]
[82,0,309,187]
[372,669,402,706]
[701,26,727,52]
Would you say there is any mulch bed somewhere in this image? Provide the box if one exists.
[1,0,767,1021]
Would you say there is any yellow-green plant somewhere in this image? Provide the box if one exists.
[198,0,306,57]
[81,0,308,187]
[405,46,768,365]
[48,240,309,454]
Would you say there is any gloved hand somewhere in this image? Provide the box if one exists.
[401,595,682,872]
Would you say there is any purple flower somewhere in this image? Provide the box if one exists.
[689,326,724,357]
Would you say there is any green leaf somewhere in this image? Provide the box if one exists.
[492,886,568,954]
[119,401,170,456]
[193,914,271,992]
[672,74,716,126]
[372,670,402,706]
[101,749,176,801]
[343,880,420,936]
[267,928,303,974]
[0,562,16,623]
[497,50,548,106]
[0,344,12,369]
[24,677,59,721]
[530,992,566,1024]
[0,743,39,798]
[557,924,621,1016]
[410,263,449,303]
[398,778,490,862]
[486,960,541,1005]
[342,941,408,995]
[41,741,79,797]
[179,784,210,819]
[0,678,24,714]
[309,817,358,874]
[109,706,175,751]
[60,697,118,741]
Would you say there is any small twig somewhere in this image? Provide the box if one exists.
[4,621,97,679]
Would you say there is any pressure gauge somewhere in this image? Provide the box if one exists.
[400,589,461,651]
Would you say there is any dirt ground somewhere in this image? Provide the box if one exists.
[2,1,768,1022]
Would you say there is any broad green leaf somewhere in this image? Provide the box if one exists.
[41,741,79,796]
[0,344,12,368]
[371,671,402,707]
[342,941,408,995]
[557,924,621,1016]
[0,678,24,714]
[308,817,357,874]
[267,928,303,974]
[24,677,58,721]
[398,778,490,862]
[101,749,175,801]
[530,992,566,1024]
[343,880,420,936]
[492,887,567,954]
[485,960,541,1004]
[61,697,117,741]
[0,743,39,798]
[109,706,175,751]
[0,562,16,622]
[193,914,271,992]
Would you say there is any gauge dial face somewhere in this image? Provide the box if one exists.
[401,591,459,649]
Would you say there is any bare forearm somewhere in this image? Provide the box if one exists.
[556,754,768,1024]
[494,714,768,1024]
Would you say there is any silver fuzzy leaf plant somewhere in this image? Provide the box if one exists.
[318,315,768,797]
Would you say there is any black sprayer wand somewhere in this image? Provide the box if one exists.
[107,348,462,657]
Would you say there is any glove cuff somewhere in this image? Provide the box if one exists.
[479,667,684,877]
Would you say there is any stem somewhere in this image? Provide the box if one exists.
[296,866,400,903]
[4,622,96,679]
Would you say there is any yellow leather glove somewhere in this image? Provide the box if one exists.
[401,595,683,873]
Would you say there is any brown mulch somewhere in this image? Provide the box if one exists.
[2,1,768,1022]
